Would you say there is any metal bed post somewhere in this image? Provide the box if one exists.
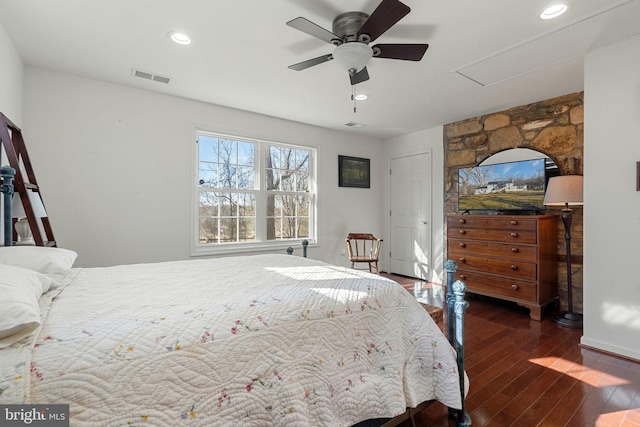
[452,279,471,426]
[1,166,16,247]
[445,259,471,426]
[444,259,458,346]
[286,240,309,257]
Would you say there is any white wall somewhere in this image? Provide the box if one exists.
[24,67,383,267]
[582,35,640,361]
[0,23,22,125]
[0,23,23,246]
[381,126,445,283]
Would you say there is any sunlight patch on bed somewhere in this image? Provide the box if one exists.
[528,357,630,387]
[265,266,366,281]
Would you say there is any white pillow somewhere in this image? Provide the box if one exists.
[0,264,54,348]
[0,246,78,275]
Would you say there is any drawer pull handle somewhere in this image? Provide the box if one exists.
[511,265,518,271]
[511,284,519,290]
[460,274,466,280]
[459,257,466,263]
[510,220,518,225]
[511,247,519,253]
[459,230,466,235]
[459,243,466,248]
[510,232,518,238]
[458,219,466,224]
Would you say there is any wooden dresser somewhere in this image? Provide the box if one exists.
[446,214,557,320]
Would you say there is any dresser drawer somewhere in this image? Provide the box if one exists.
[449,227,538,244]
[453,253,537,280]
[455,270,537,302]
[447,216,538,231]
[448,238,537,261]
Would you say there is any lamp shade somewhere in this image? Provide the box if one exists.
[332,42,373,74]
[544,175,584,207]
[12,191,48,218]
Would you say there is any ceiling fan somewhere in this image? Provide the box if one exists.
[286,0,429,86]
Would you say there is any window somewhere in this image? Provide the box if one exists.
[194,129,316,254]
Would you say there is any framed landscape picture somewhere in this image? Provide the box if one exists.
[339,155,370,188]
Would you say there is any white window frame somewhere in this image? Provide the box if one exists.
[191,126,317,257]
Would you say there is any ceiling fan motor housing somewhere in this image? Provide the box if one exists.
[332,12,370,43]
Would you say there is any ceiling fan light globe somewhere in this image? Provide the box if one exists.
[332,42,373,74]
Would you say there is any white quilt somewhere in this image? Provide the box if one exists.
[1,254,463,426]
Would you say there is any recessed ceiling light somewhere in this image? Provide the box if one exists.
[540,3,568,19]
[354,94,368,101]
[168,31,192,45]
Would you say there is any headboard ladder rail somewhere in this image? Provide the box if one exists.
[0,113,56,247]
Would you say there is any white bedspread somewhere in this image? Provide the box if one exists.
[1,254,463,426]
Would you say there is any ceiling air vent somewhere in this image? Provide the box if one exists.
[344,122,366,128]
[131,68,171,84]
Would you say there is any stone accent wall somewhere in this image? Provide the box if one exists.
[444,92,584,313]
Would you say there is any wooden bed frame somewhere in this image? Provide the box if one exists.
[1,166,470,426]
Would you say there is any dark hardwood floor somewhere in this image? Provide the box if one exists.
[381,273,640,427]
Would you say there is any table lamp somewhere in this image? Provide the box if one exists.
[12,191,47,245]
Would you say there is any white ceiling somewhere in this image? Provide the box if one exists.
[1,0,639,140]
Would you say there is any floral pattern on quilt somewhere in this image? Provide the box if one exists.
[0,254,463,426]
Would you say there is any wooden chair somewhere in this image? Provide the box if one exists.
[345,233,383,274]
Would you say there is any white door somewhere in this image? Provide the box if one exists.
[389,153,431,279]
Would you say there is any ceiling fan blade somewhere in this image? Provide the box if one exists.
[288,54,333,71]
[372,43,429,61]
[350,67,370,85]
[286,17,341,44]
[357,0,411,43]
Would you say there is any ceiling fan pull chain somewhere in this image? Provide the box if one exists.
[352,84,357,113]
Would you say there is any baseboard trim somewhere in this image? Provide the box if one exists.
[579,339,640,363]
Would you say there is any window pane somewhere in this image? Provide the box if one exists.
[280,171,295,191]
[237,166,255,189]
[198,136,218,162]
[273,217,282,239]
[217,165,237,189]
[237,193,256,217]
[296,150,309,172]
[267,194,281,218]
[219,218,237,242]
[199,163,218,187]
[282,217,296,239]
[298,218,309,238]
[199,217,218,243]
[296,172,309,191]
[199,192,217,216]
[238,141,254,166]
[266,168,282,191]
[267,146,282,169]
[281,195,296,217]
[217,193,237,216]
[239,218,256,241]
[219,139,237,162]
[297,194,310,216]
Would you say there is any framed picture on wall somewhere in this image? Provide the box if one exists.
[338,155,370,188]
